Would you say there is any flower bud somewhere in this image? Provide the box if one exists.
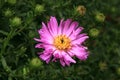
[30,57,43,68]
[4,9,13,17]
[35,4,44,14]
[10,17,21,27]
[76,5,86,16]
[89,28,100,37]
[99,61,107,71]
[7,0,16,5]
[95,12,105,22]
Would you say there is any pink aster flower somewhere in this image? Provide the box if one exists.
[34,16,89,66]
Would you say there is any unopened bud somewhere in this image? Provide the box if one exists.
[89,28,100,37]
[76,5,86,16]
[95,12,105,22]
[30,57,43,68]
[10,17,21,27]
[4,9,13,17]
[35,4,44,14]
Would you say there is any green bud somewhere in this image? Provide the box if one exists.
[76,5,86,16]
[35,4,44,14]
[89,28,100,37]
[30,57,43,68]
[4,9,13,17]
[10,17,21,27]
[95,12,105,22]
[7,0,16,5]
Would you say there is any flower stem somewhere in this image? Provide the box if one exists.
[0,29,16,56]
[0,29,16,72]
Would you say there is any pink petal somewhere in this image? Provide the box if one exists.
[72,36,89,45]
[41,22,52,37]
[37,23,53,44]
[62,19,72,34]
[58,19,64,35]
[34,38,41,42]
[38,28,53,40]
[53,50,62,58]
[67,51,75,57]
[42,44,56,50]
[52,58,57,62]
[40,38,53,44]
[47,17,59,37]
[40,53,51,61]
[77,33,87,38]
[39,49,54,63]
[35,43,43,48]
[70,46,88,60]
[69,27,84,39]
[62,51,76,66]
[69,33,87,41]
[74,27,84,35]
[46,58,51,63]
[60,59,65,67]
[65,21,78,36]
[47,22,56,36]
[49,16,58,35]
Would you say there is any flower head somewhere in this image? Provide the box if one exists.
[34,16,89,66]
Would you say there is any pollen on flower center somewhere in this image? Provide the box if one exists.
[53,35,71,50]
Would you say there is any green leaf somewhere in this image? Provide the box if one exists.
[0,30,8,36]
[1,56,11,72]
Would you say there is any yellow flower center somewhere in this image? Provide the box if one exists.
[53,35,71,50]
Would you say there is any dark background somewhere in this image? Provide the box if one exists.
[0,0,120,80]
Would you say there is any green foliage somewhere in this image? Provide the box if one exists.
[0,0,120,80]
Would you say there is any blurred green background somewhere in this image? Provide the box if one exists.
[0,0,120,80]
